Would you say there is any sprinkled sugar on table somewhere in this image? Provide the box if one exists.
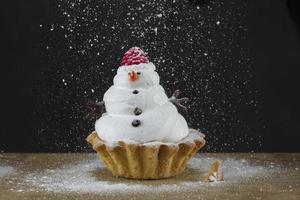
[0,153,299,200]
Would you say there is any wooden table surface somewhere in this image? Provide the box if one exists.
[0,153,299,200]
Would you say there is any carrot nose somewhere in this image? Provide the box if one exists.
[129,71,138,82]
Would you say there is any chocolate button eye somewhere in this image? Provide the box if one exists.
[137,72,141,75]
[132,119,141,127]
[133,107,142,115]
[132,90,139,94]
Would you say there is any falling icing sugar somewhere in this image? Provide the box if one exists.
[35,0,263,152]
[18,156,277,194]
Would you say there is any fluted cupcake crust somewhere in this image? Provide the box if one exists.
[87,130,205,179]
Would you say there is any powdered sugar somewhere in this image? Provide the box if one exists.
[17,155,277,194]
[0,165,15,178]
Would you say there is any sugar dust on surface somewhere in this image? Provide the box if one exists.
[12,155,278,195]
[0,165,15,178]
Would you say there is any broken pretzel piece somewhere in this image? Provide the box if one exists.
[205,160,224,182]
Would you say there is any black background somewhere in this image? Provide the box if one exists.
[0,0,299,152]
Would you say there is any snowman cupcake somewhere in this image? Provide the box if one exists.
[87,47,205,179]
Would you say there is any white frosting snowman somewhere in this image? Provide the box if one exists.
[95,48,189,143]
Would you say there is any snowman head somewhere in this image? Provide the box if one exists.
[120,47,149,83]
[114,47,159,88]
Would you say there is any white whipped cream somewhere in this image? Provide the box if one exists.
[95,62,189,143]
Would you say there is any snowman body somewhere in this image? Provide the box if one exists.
[95,48,189,143]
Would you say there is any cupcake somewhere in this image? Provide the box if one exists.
[87,47,205,179]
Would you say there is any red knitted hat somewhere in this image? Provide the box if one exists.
[120,47,149,66]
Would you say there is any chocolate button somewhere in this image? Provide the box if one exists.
[131,119,141,127]
[133,107,142,115]
[132,90,139,94]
